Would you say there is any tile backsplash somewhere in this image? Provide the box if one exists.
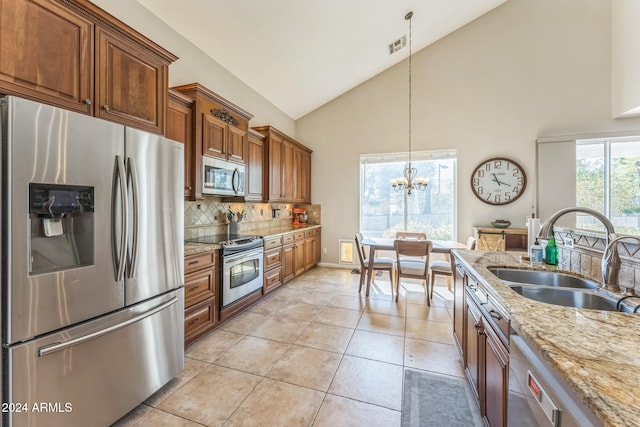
[554,228,640,294]
[184,198,321,240]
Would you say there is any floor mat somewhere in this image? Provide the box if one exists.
[402,369,483,427]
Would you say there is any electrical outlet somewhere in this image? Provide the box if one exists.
[564,237,574,248]
[323,247,327,254]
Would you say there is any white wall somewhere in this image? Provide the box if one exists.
[90,0,296,135]
[297,0,640,265]
[612,0,640,117]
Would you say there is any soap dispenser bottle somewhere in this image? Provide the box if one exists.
[531,239,543,263]
[545,236,558,265]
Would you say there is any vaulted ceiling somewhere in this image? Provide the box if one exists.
[135,0,509,119]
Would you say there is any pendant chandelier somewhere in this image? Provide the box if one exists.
[391,11,430,196]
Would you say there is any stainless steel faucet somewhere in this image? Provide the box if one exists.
[538,207,617,246]
[602,235,640,292]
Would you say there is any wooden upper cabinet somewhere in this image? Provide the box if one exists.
[167,89,194,198]
[282,140,295,201]
[269,134,284,201]
[95,26,167,134]
[202,113,227,159]
[252,126,313,204]
[295,148,311,203]
[245,129,265,202]
[172,83,253,200]
[0,0,94,113]
[228,125,246,163]
[0,0,177,134]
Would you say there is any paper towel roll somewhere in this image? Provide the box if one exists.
[527,218,541,257]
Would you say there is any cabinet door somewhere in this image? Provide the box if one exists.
[0,0,93,114]
[167,94,194,198]
[304,237,315,271]
[484,325,509,427]
[478,233,505,251]
[314,230,321,265]
[269,135,283,201]
[294,241,305,276]
[246,133,264,201]
[282,244,295,283]
[96,27,167,134]
[453,264,465,354]
[294,148,311,203]
[202,112,227,159]
[227,125,245,164]
[282,140,295,201]
[465,297,482,401]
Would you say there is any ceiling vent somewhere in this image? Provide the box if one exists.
[388,35,407,55]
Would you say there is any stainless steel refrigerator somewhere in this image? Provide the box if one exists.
[0,96,184,426]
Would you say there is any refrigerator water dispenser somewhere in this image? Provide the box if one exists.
[29,183,95,274]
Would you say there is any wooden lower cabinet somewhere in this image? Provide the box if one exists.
[453,263,466,353]
[184,250,217,347]
[484,322,509,427]
[264,227,321,287]
[263,236,283,295]
[184,297,216,346]
[473,227,528,252]
[282,243,295,284]
[456,258,510,427]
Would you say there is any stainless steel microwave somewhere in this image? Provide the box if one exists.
[202,156,245,197]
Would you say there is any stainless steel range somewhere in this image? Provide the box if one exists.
[188,235,264,307]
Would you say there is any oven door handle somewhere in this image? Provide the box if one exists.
[223,248,263,263]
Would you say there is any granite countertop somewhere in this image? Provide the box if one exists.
[184,225,322,257]
[453,250,640,427]
[251,224,321,238]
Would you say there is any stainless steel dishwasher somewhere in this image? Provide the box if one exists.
[509,332,603,427]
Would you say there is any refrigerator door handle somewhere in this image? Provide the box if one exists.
[37,297,178,357]
[113,155,128,282]
[126,156,139,278]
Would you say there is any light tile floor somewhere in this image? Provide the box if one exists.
[113,267,465,427]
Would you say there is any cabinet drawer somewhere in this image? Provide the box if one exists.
[484,295,510,346]
[184,251,216,274]
[264,236,283,250]
[263,266,282,293]
[184,297,216,344]
[294,231,305,241]
[264,247,282,270]
[305,229,316,238]
[184,268,215,308]
[282,233,295,245]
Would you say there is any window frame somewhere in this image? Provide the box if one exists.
[359,149,458,239]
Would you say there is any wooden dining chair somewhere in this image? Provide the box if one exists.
[394,239,432,303]
[429,236,476,299]
[395,232,427,240]
[355,233,395,297]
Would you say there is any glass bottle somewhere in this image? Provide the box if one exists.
[545,236,558,266]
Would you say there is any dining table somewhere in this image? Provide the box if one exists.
[359,237,466,297]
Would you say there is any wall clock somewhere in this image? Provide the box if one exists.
[470,157,527,205]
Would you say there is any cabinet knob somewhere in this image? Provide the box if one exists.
[186,186,192,190]
[102,105,110,111]
[84,98,92,105]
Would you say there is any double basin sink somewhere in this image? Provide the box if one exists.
[489,268,637,313]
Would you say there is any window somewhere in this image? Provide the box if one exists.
[576,138,640,235]
[360,150,457,239]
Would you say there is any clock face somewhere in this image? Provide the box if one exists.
[470,157,527,205]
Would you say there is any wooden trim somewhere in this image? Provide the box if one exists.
[172,83,253,119]
[58,0,178,62]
